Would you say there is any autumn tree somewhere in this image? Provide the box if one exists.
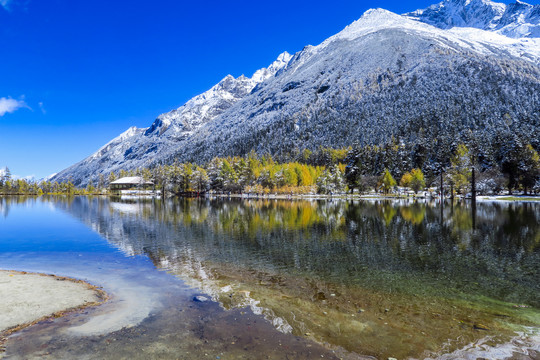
[190,166,209,193]
[449,144,471,194]
[519,144,540,194]
[379,168,396,195]
[409,168,425,193]
[400,172,412,188]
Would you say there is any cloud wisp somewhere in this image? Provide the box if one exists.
[0,0,12,10]
[38,101,46,114]
[0,97,27,116]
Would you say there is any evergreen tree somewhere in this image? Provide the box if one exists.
[316,164,345,194]
[108,171,117,185]
[207,158,224,191]
[345,146,362,193]
[1,167,11,183]
[98,174,105,192]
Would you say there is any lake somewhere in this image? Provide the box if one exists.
[0,196,539,359]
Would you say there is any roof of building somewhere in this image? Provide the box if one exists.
[110,176,154,185]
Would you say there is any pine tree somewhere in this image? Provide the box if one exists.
[207,158,224,191]
[345,146,362,192]
[108,171,117,185]
[316,164,345,194]
[119,169,129,178]
[98,174,105,192]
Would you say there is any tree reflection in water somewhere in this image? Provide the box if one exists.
[52,196,539,359]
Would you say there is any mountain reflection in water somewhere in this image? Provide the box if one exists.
[46,196,538,359]
[3,196,537,359]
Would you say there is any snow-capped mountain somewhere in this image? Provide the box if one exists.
[52,52,292,185]
[144,51,292,140]
[405,0,540,38]
[177,8,539,163]
[52,2,540,186]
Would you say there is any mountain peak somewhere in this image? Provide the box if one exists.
[322,8,411,44]
[406,0,540,38]
[251,51,292,83]
[115,126,143,142]
[50,1,540,187]
[142,51,292,139]
[276,51,292,63]
[356,8,403,24]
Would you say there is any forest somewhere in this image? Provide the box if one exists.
[2,139,539,196]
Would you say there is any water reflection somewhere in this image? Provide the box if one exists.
[57,196,539,302]
[33,195,538,359]
[1,196,337,360]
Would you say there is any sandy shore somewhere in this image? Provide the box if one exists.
[0,270,107,340]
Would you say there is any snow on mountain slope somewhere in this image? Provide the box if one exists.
[405,0,540,38]
[51,52,292,185]
[315,8,540,63]
[178,8,539,163]
[89,126,145,161]
[52,6,540,186]
[144,52,292,140]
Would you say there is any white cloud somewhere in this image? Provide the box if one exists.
[0,0,12,10]
[38,101,46,114]
[0,97,26,116]
[8,173,35,181]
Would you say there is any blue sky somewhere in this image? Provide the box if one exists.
[0,0,538,179]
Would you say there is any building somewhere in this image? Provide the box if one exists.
[109,176,154,191]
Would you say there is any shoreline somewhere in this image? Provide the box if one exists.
[0,270,108,350]
[203,193,540,202]
[2,193,539,202]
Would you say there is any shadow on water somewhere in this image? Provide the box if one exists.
[1,196,539,359]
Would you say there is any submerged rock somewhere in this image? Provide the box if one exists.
[473,323,490,331]
[193,295,209,303]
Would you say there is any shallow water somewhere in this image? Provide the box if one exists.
[0,196,538,359]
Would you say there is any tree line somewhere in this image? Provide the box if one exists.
[1,140,539,196]
[344,140,540,195]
